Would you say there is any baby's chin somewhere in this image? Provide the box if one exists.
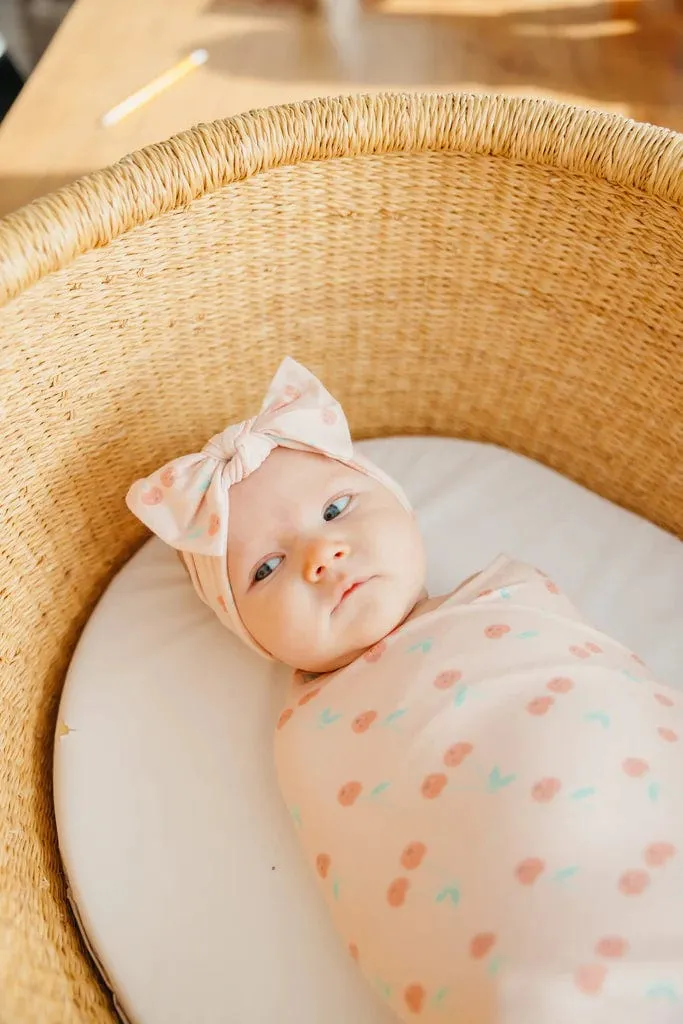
[294,641,374,676]
[293,583,425,675]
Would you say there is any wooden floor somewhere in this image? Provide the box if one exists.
[208,0,683,132]
[0,0,681,218]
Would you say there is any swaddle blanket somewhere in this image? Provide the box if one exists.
[275,555,683,1024]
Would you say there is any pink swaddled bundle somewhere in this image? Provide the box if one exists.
[275,570,683,1023]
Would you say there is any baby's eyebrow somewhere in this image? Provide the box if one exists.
[237,522,288,572]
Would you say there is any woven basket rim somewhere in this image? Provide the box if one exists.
[1,91,681,305]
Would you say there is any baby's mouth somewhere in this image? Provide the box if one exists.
[333,577,374,613]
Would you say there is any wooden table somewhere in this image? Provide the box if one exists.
[0,0,681,219]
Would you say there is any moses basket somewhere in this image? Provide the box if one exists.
[0,93,681,1024]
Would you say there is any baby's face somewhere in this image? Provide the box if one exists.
[227,448,426,673]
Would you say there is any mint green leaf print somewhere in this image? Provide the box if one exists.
[552,865,579,883]
[374,978,393,1001]
[516,630,540,639]
[436,885,460,906]
[317,707,343,728]
[570,786,597,800]
[648,781,661,803]
[290,806,302,828]
[332,877,340,901]
[487,766,516,792]
[646,984,679,1003]
[408,639,433,654]
[370,781,392,798]
[453,685,468,708]
[583,711,610,728]
[382,708,407,726]
[499,588,512,600]
[432,988,450,1006]
[487,956,503,977]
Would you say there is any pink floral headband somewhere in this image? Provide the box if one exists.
[126,357,410,657]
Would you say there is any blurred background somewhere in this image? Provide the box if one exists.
[0,0,682,218]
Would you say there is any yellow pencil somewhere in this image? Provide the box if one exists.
[100,48,208,128]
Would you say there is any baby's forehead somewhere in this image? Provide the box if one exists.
[228,449,360,544]
[246,447,352,498]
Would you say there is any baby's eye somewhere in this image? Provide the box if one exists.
[323,495,351,522]
[253,556,283,584]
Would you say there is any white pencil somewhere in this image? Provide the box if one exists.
[100,48,209,128]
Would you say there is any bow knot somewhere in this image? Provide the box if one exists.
[126,358,353,557]
[202,417,277,486]
[203,417,257,462]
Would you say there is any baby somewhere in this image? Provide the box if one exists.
[127,358,683,1024]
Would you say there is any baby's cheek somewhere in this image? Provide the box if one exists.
[234,583,292,654]
[367,505,424,576]
[265,599,306,654]
[260,586,332,666]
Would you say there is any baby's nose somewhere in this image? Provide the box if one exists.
[303,538,350,582]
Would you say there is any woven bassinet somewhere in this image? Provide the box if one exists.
[1,92,681,1023]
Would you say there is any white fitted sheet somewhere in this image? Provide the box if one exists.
[54,438,683,1024]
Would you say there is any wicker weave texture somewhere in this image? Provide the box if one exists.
[0,93,681,1024]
